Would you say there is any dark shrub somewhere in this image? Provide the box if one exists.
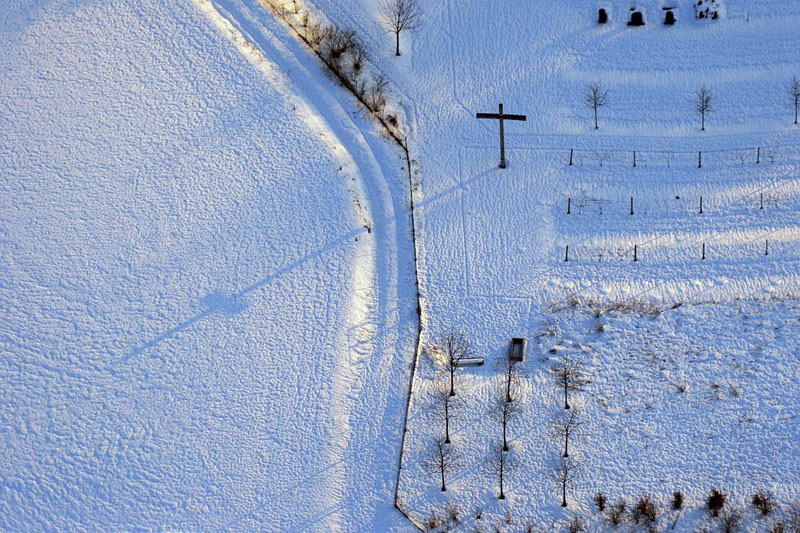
[594,492,607,512]
[568,515,585,533]
[707,488,727,517]
[752,490,775,516]
[672,491,684,510]
[633,495,658,523]
[607,501,626,525]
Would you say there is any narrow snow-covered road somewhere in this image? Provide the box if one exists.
[194,0,420,529]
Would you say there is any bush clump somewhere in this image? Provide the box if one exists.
[633,495,658,523]
[707,488,727,517]
[752,490,776,516]
[672,491,684,510]
[606,501,626,526]
[594,492,607,512]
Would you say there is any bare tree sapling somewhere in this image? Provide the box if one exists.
[789,76,800,125]
[585,84,608,129]
[553,455,580,508]
[553,406,583,458]
[551,358,586,410]
[490,445,514,500]
[422,438,457,492]
[431,332,475,397]
[380,0,423,56]
[696,85,713,131]
[433,386,460,444]
[495,392,521,452]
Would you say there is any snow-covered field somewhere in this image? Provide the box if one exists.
[1,0,416,530]
[3,0,800,530]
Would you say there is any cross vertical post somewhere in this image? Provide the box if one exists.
[476,103,527,169]
[499,104,506,168]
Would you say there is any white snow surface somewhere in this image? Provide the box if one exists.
[1,0,417,530]
[4,0,800,530]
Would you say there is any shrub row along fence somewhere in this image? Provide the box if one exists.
[263,0,408,150]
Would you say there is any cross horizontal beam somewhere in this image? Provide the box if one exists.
[476,113,527,121]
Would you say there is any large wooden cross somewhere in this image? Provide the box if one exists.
[476,103,527,168]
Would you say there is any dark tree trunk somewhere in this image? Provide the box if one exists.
[564,432,569,458]
[562,481,567,507]
[444,399,450,443]
[503,417,508,452]
[395,31,400,56]
[564,380,570,409]
[440,467,446,492]
[506,368,512,403]
[449,366,455,396]
[499,465,505,499]
[701,110,705,131]
[795,99,798,124]
[594,103,598,129]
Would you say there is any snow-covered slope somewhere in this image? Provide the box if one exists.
[1,0,417,530]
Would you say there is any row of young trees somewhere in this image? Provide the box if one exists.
[419,333,591,508]
[585,77,800,130]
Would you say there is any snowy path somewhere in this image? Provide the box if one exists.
[195,0,420,528]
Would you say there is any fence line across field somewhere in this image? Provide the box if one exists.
[463,142,800,168]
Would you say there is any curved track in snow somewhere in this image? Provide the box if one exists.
[193,0,420,529]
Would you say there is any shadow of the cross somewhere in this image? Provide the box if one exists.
[416,165,498,209]
[113,227,366,369]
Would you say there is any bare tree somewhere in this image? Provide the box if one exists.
[553,406,583,458]
[380,0,423,56]
[696,85,713,131]
[430,332,475,396]
[552,455,580,508]
[432,386,460,444]
[790,76,800,125]
[719,508,743,533]
[585,84,608,129]
[368,74,388,114]
[490,446,514,500]
[499,357,522,403]
[551,358,586,410]
[495,392,521,452]
[422,438,457,492]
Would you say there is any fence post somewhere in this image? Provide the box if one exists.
[760,193,764,210]
[634,244,638,262]
[569,149,573,166]
[699,196,703,214]
[702,242,706,260]
[698,151,702,169]
[633,151,637,168]
[630,197,634,216]
[565,245,569,262]
[765,239,769,256]
[567,197,571,215]
[756,147,760,164]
